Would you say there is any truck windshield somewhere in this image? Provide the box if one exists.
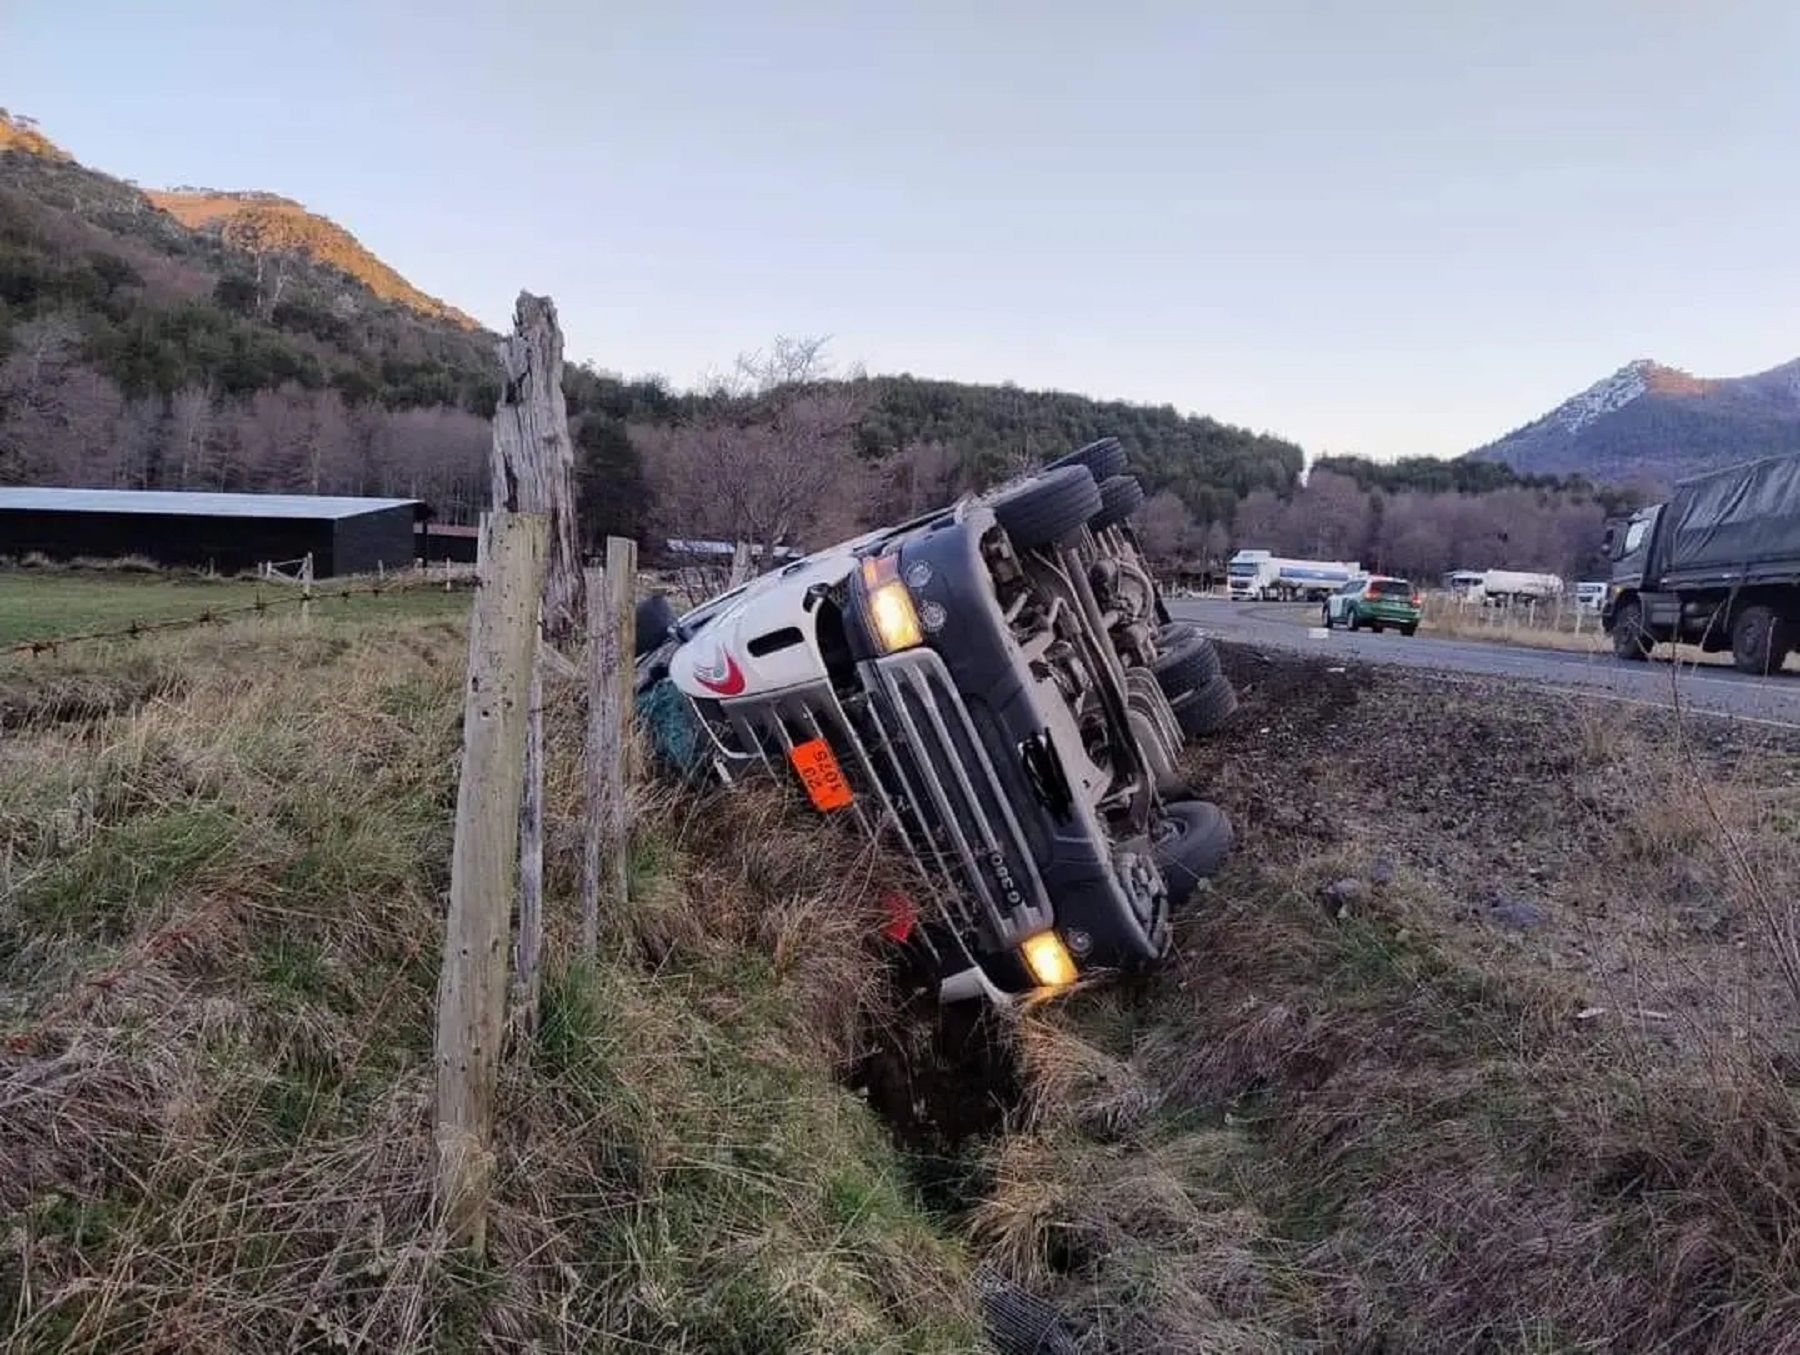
[1228,564,1256,577]
[1622,518,1651,555]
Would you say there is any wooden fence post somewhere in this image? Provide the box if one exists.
[581,536,637,953]
[728,540,753,588]
[610,537,638,775]
[434,509,549,1255]
[490,292,585,1030]
[492,293,585,643]
[516,641,545,1012]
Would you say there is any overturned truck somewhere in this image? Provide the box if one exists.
[631,439,1238,1003]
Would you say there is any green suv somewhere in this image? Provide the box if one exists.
[1322,575,1423,635]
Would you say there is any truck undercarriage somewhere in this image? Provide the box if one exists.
[632,441,1237,1002]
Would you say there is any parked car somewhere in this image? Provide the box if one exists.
[631,442,1237,1005]
[1322,575,1423,635]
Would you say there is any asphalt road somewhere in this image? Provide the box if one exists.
[1167,598,1800,728]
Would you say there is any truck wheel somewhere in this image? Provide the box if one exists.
[1047,436,1128,481]
[1153,629,1221,696]
[1400,622,1418,637]
[1151,799,1234,908]
[1170,672,1237,738]
[1090,475,1146,531]
[991,465,1104,552]
[1347,610,1361,632]
[1321,605,1333,629]
[1731,605,1791,675]
[1611,599,1651,661]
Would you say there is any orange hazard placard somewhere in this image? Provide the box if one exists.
[789,737,854,812]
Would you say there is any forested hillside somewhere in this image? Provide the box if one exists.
[0,113,1310,541]
[1,109,1634,580]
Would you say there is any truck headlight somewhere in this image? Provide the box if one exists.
[1020,931,1078,988]
[859,556,923,653]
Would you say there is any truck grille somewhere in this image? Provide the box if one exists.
[712,648,1055,953]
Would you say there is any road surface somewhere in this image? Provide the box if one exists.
[1167,598,1800,728]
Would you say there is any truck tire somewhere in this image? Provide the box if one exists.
[1090,475,1146,531]
[1151,799,1234,907]
[1730,604,1791,675]
[1153,629,1220,695]
[1047,436,1128,482]
[1400,622,1418,637]
[1321,605,1333,629]
[991,466,1104,552]
[1611,599,1652,661]
[1170,672,1237,738]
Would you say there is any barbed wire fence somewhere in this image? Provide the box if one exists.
[3,563,479,660]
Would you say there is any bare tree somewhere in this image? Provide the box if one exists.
[869,440,961,521]
[167,385,214,489]
[0,316,124,485]
[1136,489,1198,564]
[1230,489,1284,549]
[643,335,873,568]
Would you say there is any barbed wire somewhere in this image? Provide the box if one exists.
[4,572,478,659]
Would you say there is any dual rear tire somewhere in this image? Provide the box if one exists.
[1731,604,1795,675]
[1153,623,1237,738]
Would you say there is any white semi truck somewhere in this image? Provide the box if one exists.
[1472,570,1564,606]
[1226,549,1363,602]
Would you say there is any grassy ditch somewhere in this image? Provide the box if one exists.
[965,643,1800,1351]
[10,594,1800,1352]
[0,614,982,1353]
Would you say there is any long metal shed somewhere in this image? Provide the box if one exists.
[0,488,433,578]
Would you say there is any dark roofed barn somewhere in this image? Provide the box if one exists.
[0,488,432,579]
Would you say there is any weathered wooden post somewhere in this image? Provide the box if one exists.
[490,292,585,1029]
[728,540,753,588]
[580,536,638,953]
[610,537,638,774]
[434,509,549,1254]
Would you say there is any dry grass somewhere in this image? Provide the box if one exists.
[0,615,980,1353]
[1420,599,1610,653]
[961,646,1800,1352]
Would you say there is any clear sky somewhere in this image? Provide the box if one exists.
[6,0,1798,460]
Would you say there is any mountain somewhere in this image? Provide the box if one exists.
[0,109,1309,536]
[1467,357,1800,486]
[145,188,478,330]
[0,109,513,513]
[0,111,72,162]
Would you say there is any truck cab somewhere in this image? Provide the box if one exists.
[1603,505,1660,600]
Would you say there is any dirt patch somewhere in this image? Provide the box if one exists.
[1191,640,1800,1055]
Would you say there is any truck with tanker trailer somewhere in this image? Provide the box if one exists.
[1226,549,1362,602]
[1602,451,1800,674]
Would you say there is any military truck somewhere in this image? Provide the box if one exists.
[1602,451,1800,674]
